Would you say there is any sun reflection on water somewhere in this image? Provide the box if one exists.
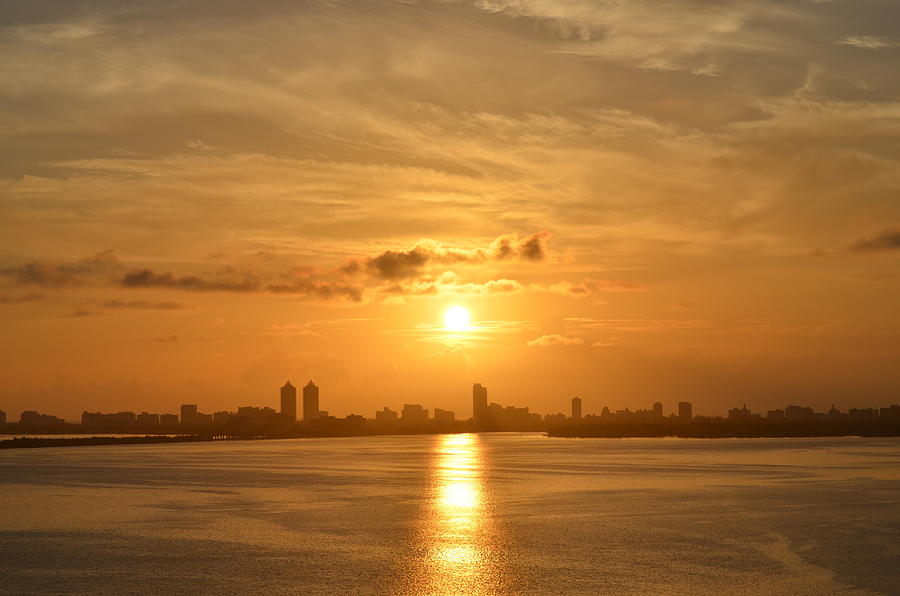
[419,433,500,595]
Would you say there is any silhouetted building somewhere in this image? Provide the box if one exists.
[213,411,234,425]
[160,413,179,426]
[136,412,160,426]
[303,380,320,421]
[82,411,101,426]
[345,414,366,429]
[401,403,429,425]
[848,408,878,421]
[544,412,566,426]
[571,396,582,421]
[0,410,6,425]
[280,380,297,422]
[767,409,785,422]
[678,401,692,421]
[434,408,455,423]
[82,411,137,427]
[375,407,398,423]
[484,402,542,430]
[728,404,753,420]
[19,410,65,426]
[237,406,277,427]
[473,383,488,422]
[880,405,900,420]
[180,404,198,425]
[785,405,814,422]
[594,404,663,424]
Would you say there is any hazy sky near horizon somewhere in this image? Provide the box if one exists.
[2,0,900,420]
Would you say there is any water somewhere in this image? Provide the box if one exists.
[2,434,899,595]
[1,434,185,441]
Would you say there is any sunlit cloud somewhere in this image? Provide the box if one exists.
[526,334,584,347]
[347,232,551,280]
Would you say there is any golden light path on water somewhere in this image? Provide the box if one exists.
[422,433,501,595]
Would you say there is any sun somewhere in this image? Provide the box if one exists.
[444,306,471,331]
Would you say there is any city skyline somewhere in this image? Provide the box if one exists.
[3,379,898,430]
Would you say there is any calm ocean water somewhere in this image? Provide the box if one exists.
[2,433,899,595]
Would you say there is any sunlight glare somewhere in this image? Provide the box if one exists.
[444,306,471,331]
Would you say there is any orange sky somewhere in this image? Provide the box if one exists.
[2,0,900,420]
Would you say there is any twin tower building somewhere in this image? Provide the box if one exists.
[279,380,319,422]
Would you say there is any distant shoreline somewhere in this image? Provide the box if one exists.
[4,425,900,449]
[547,421,900,439]
[0,430,460,449]
[0,435,213,449]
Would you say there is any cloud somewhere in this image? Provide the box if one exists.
[563,317,710,332]
[380,272,524,297]
[488,231,551,262]
[266,277,364,302]
[260,323,323,338]
[850,228,900,252]
[360,232,551,280]
[527,334,585,347]
[151,334,179,343]
[360,239,484,280]
[836,36,899,50]
[120,269,261,292]
[365,245,440,280]
[119,265,365,301]
[0,250,119,287]
[101,300,184,310]
[460,278,524,294]
[467,0,785,74]
[548,278,645,296]
[0,293,44,304]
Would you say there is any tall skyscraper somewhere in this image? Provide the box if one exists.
[678,401,692,421]
[280,380,297,422]
[472,383,488,422]
[303,380,320,422]
[653,401,663,418]
[571,396,582,420]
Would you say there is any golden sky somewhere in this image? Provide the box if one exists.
[2,0,899,420]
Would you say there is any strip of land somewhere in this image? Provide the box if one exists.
[547,421,900,438]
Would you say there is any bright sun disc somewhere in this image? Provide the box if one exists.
[444,306,471,331]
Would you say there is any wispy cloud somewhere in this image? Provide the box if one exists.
[120,269,261,292]
[0,250,119,287]
[101,299,184,310]
[526,334,584,347]
[0,293,44,304]
[468,0,795,74]
[150,334,179,343]
[836,36,899,50]
[850,228,900,252]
